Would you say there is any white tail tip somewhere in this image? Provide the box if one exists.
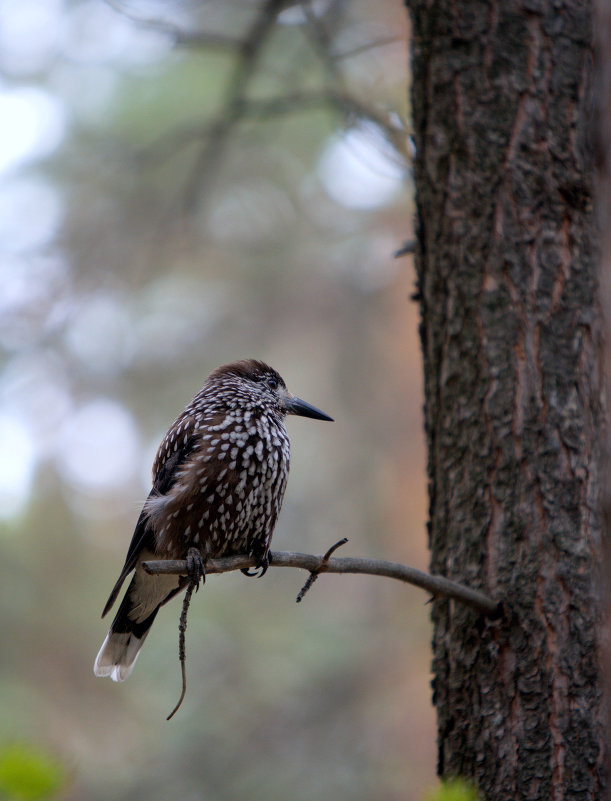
[94,632,143,682]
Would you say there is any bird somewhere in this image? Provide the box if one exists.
[94,359,333,682]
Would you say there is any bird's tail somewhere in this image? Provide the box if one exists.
[94,558,184,682]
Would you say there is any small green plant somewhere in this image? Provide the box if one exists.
[426,777,481,801]
[0,743,66,801]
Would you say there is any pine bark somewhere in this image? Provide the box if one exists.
[408,0,606,797]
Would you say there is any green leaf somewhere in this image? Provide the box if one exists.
[0,743,65,801]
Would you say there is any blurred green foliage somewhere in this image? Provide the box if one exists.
[427,778,481,801]
[0,744,65,801]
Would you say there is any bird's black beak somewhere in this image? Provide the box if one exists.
[286,396,334,421]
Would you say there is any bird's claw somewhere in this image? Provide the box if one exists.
[241,568,259,577]
[241,552,271,578]
[186,547,206,590]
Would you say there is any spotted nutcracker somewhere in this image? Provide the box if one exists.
[94,359,333,681]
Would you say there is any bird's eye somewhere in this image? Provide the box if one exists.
[266,377,278,390]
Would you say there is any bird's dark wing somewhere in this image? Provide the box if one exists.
[101,436,196,618]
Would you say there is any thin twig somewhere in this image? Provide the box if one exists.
[143,549,501,617]
[332,36,401,61]
[166,580,196,720]
[299,2,410,162]
[394,240,416,258]
[139,90,409,167]
[105,0,241,49]
[296,537,348,602]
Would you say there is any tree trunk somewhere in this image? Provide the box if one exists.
[408,0,606,797]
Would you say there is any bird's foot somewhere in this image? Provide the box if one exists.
[186,547,206,590]
[241,552,271,578]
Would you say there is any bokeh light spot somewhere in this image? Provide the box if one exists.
[0,87,65,174]
[318,124,405,210]
[0,412,36,519]
[64,294,133,375]
[56,399,140,494]
[0,178,63,252]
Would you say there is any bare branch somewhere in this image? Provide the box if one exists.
[105,0,241,49]
[182,0,288,210]
[140,91,411,168]
[298,0,410,160]
[143,549,501,617]
[112,0,410,206]
[332,36,401,61]
[121,0,409,205]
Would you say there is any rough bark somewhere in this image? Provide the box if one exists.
[408,0,605,798]
[594,2,611,793]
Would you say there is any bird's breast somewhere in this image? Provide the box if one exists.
[149,413,290,559]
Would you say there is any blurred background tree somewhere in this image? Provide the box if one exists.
[0,1,432,799]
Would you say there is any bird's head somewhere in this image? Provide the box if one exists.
[208,359,334,422]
